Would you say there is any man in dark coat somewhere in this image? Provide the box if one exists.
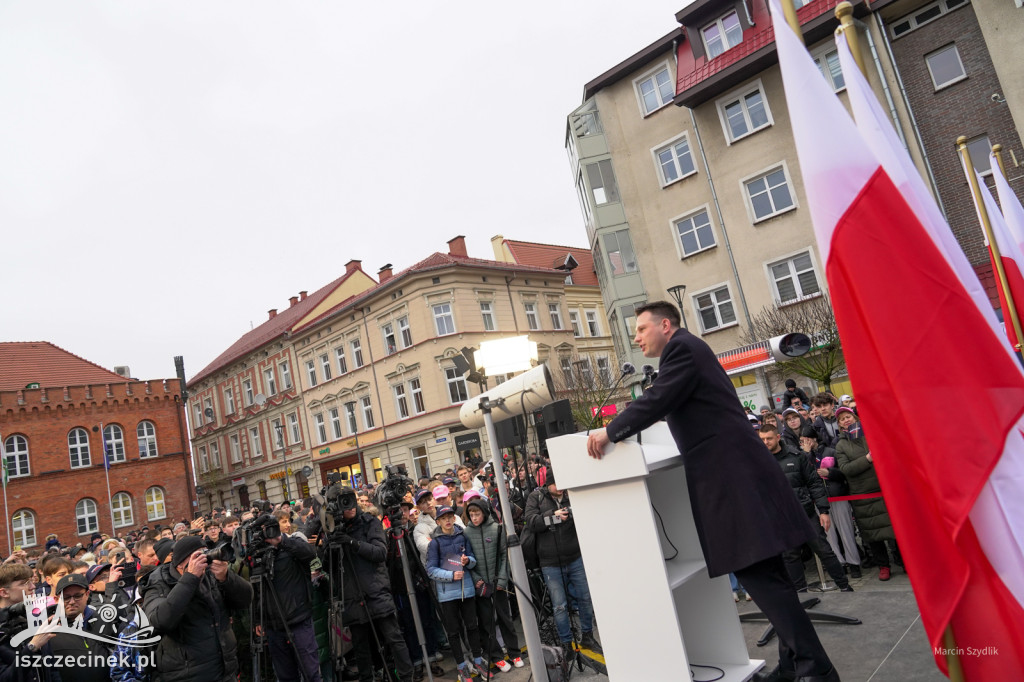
[262,521,322,682]
[587,301,839,682]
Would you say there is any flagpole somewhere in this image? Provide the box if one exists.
[778,0,803,40]
[943,625,965,682]
[958,136,1024,354]
[1,430,10,554]
[100,423,115,537]
[835,2,868,77]
[992,144,1007,178]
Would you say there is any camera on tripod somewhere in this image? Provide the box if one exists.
[234,505,282,566]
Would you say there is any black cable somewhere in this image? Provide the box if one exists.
[652,503,679,560]
[690,663,725,681]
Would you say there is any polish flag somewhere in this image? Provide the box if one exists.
[767,0,1024,676]
[991,155,1024,256]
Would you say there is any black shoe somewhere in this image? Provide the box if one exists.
[753,664,796,682]
[560,641,576,662]
[429,662,445,676]
[797,664,841,682]
[580,631,603,654]
[413,664,425,682]
[839,585,854,592]
[848,564,862,579]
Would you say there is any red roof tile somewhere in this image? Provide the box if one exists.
[0,342,129,391]
[501,239,599,287]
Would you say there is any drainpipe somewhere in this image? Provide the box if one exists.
[360,307,393,473]
[504,274,522,333]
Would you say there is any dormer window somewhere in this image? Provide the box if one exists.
[702,11,742,59]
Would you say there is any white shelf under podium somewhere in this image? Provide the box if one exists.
[546,422,764,681]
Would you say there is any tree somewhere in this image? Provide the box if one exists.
[741,296,845,393]
[551,353,628,429]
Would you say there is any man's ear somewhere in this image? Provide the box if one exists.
[0,587,10,600]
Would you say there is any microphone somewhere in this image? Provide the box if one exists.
[640,364,658,389]
[588,363,637,433]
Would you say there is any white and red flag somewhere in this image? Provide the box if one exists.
[766,0,1024,676]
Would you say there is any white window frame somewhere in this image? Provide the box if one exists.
[137,421,158,458]
[765,249,823,306]
[288,412,301,444]
[230,433,242,463]
[433,303,456,336]
[12,510,35,548]
[382,323,398,355]
[965,135,993,177]
[272,418,284,450]
[812,45,846,93]
[670,205,718,259]
[68,427,91,469]
[305,360,318,387]
[264,368,277,396]
[336,347,349,375]
[145,487,166,521]
[652,132,697,187]
[585,310,601,337]
[691,283,739,334]
[398,315,413,348]
[76,499,99,535]
[741,162,797,223]
[597,355,612,384]
[280,361,292,389]
[224,386,235,414]
[926,44,967,90]
[632,61,675,116]
[585,159,620,205]
[409,378,426,414]
[199,445,209,473]
[601,229,638,276]
[3,435,30,478]
[890,0,969,39]
[210,441,221,468]
[569,311,582,337]
[702,10,743,59]
[243,378,254,406]
[480,301,496,331]
[320,353,332,381]
[103,424,126,464]
[360,396,375,429]
[394,383,410,419]
[716,79,773,144]
[351,338,365,368]
[445,367,469,405]
[112,492,133,528]
[249,427,263,459]
[524,303,540,330]
[314,413,328,444]
[548,303,564,330]
[345,402,359,434]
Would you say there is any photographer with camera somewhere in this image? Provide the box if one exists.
[140,535,253,682]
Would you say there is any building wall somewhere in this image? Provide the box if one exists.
[970,1,1024,143]
[0,380,193,553]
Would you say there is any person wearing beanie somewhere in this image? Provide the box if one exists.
[782,379,810,409]
[780,407,807,451]
[140,533,252,682]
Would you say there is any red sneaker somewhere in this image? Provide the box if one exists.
[879,567,891,581]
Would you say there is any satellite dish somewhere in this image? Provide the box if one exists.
[254,393,267,407]
[203,407,214,419]
[301,465,313,478]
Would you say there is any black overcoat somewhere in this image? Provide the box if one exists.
[605,328,814,577]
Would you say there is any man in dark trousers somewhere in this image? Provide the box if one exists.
[586,301,840,682]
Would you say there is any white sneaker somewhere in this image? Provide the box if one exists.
[495,660,512,673]
[512,656,524,668]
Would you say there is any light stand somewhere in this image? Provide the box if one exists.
[479,396,548,682]
[391,522,435,682]
[274,423,292,502]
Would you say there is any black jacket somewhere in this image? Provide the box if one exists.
[808,444,849,497]
[0,606,61,682]
[140,561,253,682]
[265,534,316,629]
[331,512,396,624]
[782,387,809,408]
[773,442,831,516]
[524,487,581,568]
[813,415,841,448]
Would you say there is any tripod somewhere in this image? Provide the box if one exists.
[387,517,435,682]
[249,549,310,682]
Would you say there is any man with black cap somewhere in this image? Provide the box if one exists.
[49,573,112,682]
[140,535,253,682]
[85,561,131,635]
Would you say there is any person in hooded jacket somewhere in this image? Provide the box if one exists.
[799,426,862,578]
[463,497,523,673]
[780,408,807,452]
[140,535,253,682]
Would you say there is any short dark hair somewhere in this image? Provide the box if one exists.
[634,301,681,328]
[811,393,834,408]
[758,423,779,435]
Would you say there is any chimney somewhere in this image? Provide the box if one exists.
[378,264,393,282]
[289,296,299,307]
[345,259,362,274]
[447,235,468,258]
[299,290,308,301]
[268,309,278,319]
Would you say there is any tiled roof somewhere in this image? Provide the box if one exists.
[502,239,599,287]
[0,342,129,391]
[189,270,364,386]
[293,252,565,334]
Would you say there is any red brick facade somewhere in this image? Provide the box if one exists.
[0,380,195,554]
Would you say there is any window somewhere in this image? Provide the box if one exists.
[719,83,771,143]
[446,367,469,404]
[360,397,375,429]
[249,427,263,459]
[329,407,343,439]
[288,413,301,444]
[412,446,430,479]
[635,65,675,115]
[965,136,993,176]
[224,387,235,414]
[379,324,396,355]
[409,378,425,414]
[433,304,456,336]
[926,44,966,90]
[602,230,638,276]
[203,397,213,422]
[586,310,601,337]
[137,421,158,458]
[112,492,133,528]
[351,338,364,368]
[585,159,620,205]
[230,433,242,463]
[280,361,292,389]
[259,368,274,396]
[3,435,30,478]
[769,252,821,304]
[243,379,254,406]
[695,286,737,332]
[199,445,209,473]
[12,510,36,547]
[398,316,412,348]
[101,424,125,464]
[673,208,717,257]
[210,441,221,468]
[560,357,575,388]
[891,0,968,38]
[145,487,166,521]
[193,403,203,426]
[305,360,318,388]
[814,48,846,92]
[394,384,410,419]
[597,356,612,384]
[272,418,284,449]
[620,304,640,343]
[336,347,349,375]
[76,499,99,535]
[320,354,332,381]
[524,303,540,330]
[314,413,328,444]
[68,428,91,468]
[578,358,594,386]
[654,135,696,186]
[345,403,358,434]
[549,304,564,330]
[480,302,496,331]
[703,11,743,58]
[745,166,795,221]
[569,311,582,337]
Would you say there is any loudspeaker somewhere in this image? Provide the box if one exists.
[542,399,576,438]
[493,415,527,450]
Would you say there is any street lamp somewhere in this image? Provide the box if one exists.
[667,284,689,330]
[273,421,292,503]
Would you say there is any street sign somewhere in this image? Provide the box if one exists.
[453,432,481,450]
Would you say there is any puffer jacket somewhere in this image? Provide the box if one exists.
[773,442,830,516]
[413,509,464,565]
[425,525,477,603]
[140,560,253,682]
[809,443,849,498]
[835,429,896,543]
[462,499,508,590]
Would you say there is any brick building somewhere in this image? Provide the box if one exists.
[0,342,194,554]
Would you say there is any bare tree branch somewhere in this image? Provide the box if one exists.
[550,353,627,429]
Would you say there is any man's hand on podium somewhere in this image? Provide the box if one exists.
[587,429,611,459]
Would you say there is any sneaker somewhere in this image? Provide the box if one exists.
[745,592,753,601]
[512,657,524,668]
[495,659,512,673]
[879,566,891,581]
[580,631,603,654]
[849,564,863,579]
[840,585,854,592]
[429,662,445,676]
[431,652,445,663]
[457,664,472,682]
[734,590,740,602]
[473,659,494,679]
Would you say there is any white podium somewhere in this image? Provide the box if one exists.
[546,422,763,681]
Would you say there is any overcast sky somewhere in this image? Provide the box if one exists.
[1,1,685,382]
